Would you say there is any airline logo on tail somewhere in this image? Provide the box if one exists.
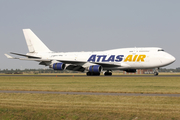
[87,55,146,62]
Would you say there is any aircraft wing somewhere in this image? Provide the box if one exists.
[92,62,121,67]
[56,59,121,67]
[5,53,121,72]
[65,65,85,72]
[56,60,86,65]
[53,60,121,72]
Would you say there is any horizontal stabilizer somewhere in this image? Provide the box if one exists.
[4,54,15,59]
[19,58,51,61]
[10,52,41,59]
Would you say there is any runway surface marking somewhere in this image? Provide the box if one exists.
[0,90,180,97]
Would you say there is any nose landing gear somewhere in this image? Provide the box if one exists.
[154,72,158,76]
[154,68,159,76]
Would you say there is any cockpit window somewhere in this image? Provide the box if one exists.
[158,49,164,51]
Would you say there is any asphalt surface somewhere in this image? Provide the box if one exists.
[1,75,180,77]
[0,90,180,97]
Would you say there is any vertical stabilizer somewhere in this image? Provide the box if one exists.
[23,29,51,53]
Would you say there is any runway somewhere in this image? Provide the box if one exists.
[1,75,180,77]
[0,90,180,97]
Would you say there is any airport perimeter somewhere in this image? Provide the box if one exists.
[0,75,180,119]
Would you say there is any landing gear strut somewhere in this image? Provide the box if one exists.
[154,68,159,76]
[104,70,112,76]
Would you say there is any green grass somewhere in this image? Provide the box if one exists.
[0,76,180,94]
[0,93,180,120]
[1,76,180,119]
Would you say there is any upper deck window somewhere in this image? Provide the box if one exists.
[158,49,164,51]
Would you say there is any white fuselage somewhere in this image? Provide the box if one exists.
[29,47,175,71]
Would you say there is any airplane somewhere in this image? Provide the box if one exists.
[5,29,176,76]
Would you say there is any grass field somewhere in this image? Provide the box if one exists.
[1,93,180,120]
[0,76,180,119]
[0,76,180,94]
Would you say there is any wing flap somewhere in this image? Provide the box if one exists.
[66,65,85,72]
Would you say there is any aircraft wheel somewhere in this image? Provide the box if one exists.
[154,72,158,76]
[87,72,100,76]
[104,72,112,76]
[86,72,91,76]
[93,72,100,76]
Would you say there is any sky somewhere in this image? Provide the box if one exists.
[0,0,180,70]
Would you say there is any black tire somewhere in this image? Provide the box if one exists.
[104,72,112,76]
[93,72,100,76]
[154,72,158,76]
[87,72,100,76]
[86,72,91,76]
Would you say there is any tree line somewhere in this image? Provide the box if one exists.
[0,69,79,74]
[0,68,180,74]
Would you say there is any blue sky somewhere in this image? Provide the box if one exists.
[0,0,179,69]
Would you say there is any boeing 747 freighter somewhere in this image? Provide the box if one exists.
[5,29,176,76]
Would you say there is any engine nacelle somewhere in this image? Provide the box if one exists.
[88,65,102,73]
[124,69,136,73]
[52,63,65,70]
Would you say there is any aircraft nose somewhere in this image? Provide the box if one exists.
[169,55,176,63]
[158,53,175,66]
[164,53,176,64]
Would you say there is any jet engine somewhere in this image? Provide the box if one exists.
[88,65,102,73]
[52,63,65,70]
[124,69,136,73]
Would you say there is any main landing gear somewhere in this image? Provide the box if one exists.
[104,70,112,76]
[154,68,159,76]
[86,72,100,76]
[86,70,112,76]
